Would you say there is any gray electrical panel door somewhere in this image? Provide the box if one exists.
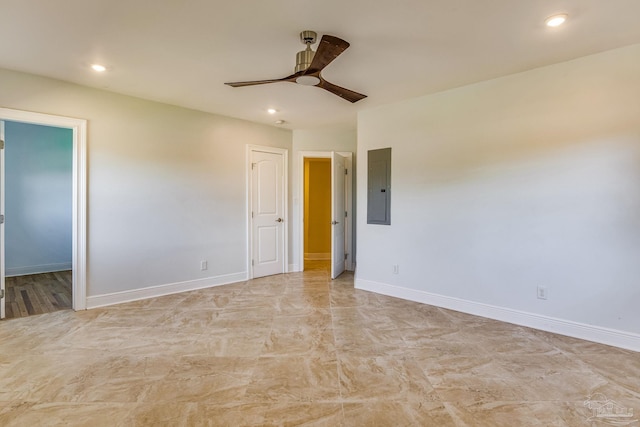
[367,148,391,225]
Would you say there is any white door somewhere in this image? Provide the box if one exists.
[0,121,5,318]
[251,149,285,278]
[331,152,346,279]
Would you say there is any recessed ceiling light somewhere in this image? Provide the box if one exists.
[275,120,285,125]
[267,108,278,114]
[545,14,568,27]
[91,64,107,72]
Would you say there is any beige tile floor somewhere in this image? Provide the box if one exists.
[0,261,638,426]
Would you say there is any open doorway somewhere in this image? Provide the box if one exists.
[304,158,331,268]
[299,151,353,278]
[0,108,87,320]
[2,121,73,318]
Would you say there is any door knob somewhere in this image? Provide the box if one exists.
[276,218,283,222]
[331,220,339,225]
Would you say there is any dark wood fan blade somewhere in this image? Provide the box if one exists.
[225,79,282,87]
[317,78,367,103]
[306,35,350,74]
[225,73,300,87]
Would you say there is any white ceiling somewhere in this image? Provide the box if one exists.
[2,0,640,130]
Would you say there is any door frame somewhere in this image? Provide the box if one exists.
[246,145,288,280]
[330,152,346,279]
[0,108,87,314]
[297,151,353,273]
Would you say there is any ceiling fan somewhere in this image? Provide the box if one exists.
[225,31,367,103]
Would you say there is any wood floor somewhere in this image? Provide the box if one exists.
[4,271,72,319]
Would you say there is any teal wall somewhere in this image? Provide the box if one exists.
[5,121,73,276]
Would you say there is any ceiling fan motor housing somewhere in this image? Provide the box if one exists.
[295,30,317,73]
[295,46,315,73]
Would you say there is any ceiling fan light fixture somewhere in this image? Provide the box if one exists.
[296,75,321,86]
[545,13,568,27]
[224,32,367,103]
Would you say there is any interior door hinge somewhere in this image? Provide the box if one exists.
[345,168,348,175]
[0,139,4,150]
[345,253,348,260]
[251,211,254,218]
[251,162,256,170]
[0,289,4,299]
[345,211,348,217]
[252,259,254,266]
[0,214,4,224]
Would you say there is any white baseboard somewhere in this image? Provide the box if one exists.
[304,253,331,260]
[355,279,640,353]
[289,264,300,273]
[6,262,72,277]
[87,271,247,309]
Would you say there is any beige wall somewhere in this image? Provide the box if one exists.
[0,68,292,298]
[357,43,640,340]
[304,159,331,258]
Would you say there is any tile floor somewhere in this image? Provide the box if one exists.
[0,262,638,426]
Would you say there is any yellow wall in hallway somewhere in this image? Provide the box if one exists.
[304,158,331,258]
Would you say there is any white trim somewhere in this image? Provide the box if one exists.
[0,120,5,319]
[0,108,87,312]
[246,145,288,279]
[297,151,353,273]
[6,263,72,277]
[305,252,331,260]
[355,278,640,353]
[87,271,247,309]
[289,263,299,272]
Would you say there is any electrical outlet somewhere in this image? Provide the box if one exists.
[537,286,548,300]
[200,260,208,271]
[392,264,399,274]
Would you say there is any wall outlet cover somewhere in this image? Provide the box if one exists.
[537,286,548,300]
